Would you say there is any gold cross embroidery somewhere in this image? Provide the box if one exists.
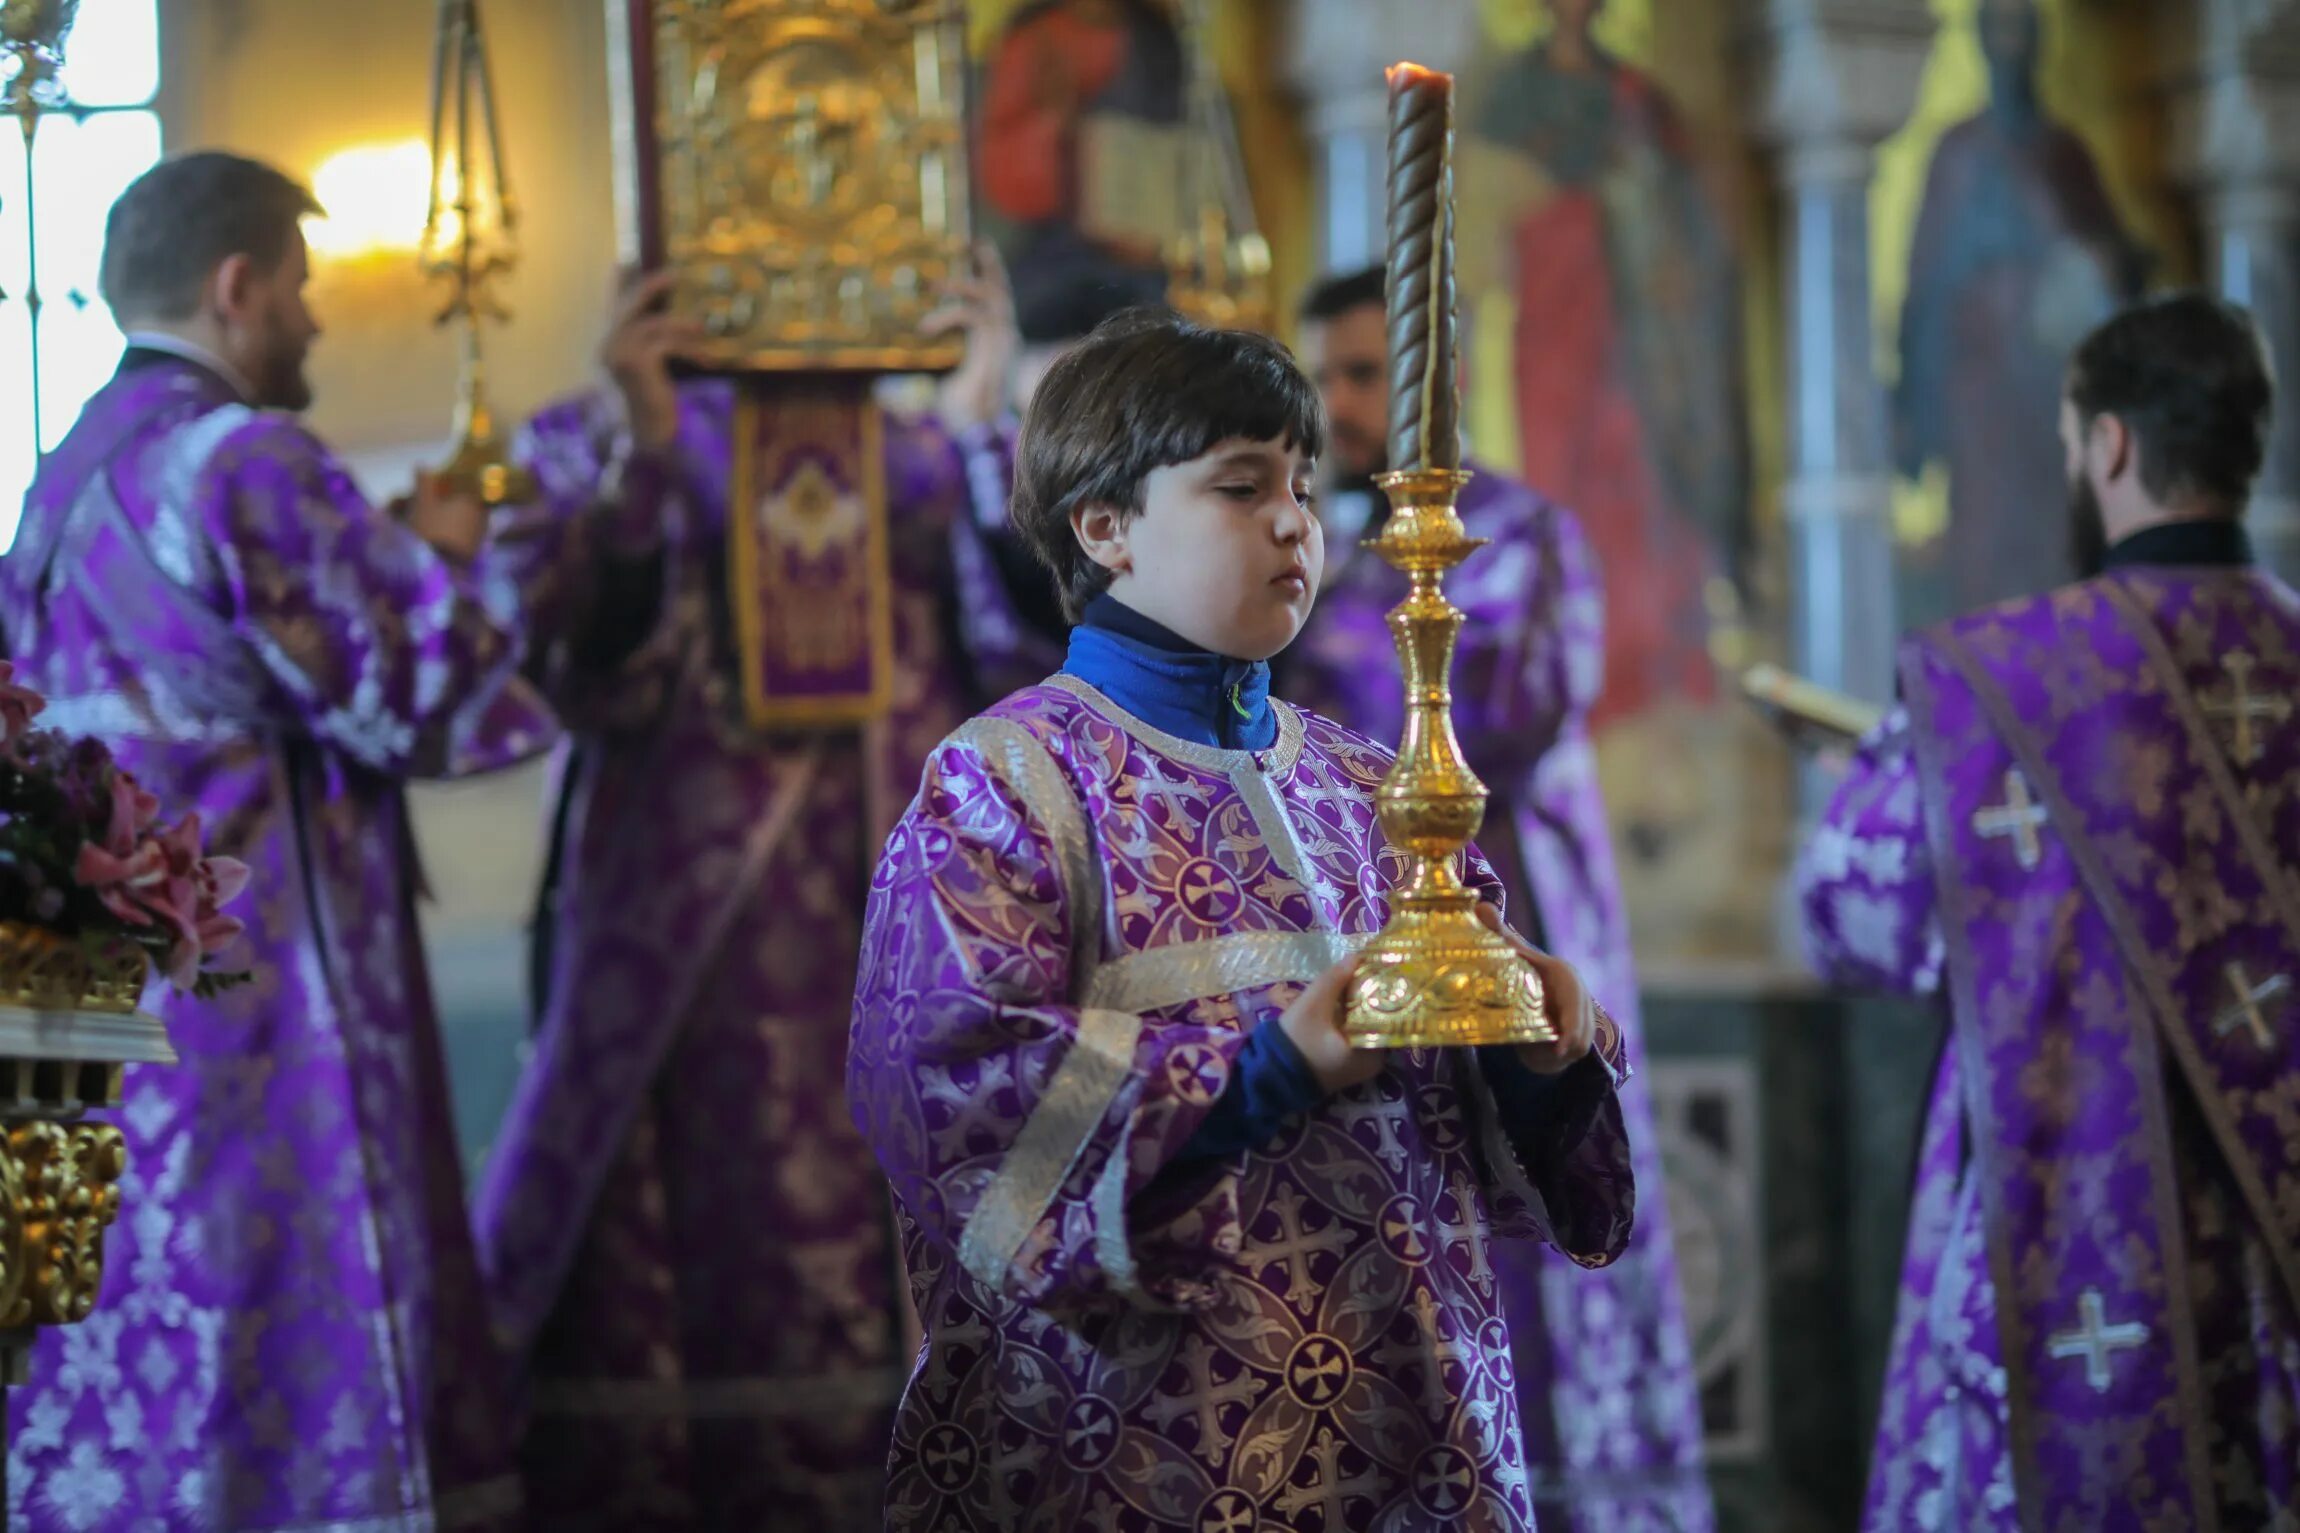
[1973,769,2048,870]
[2213,962,2290,1051]
[2202,651,2292,766]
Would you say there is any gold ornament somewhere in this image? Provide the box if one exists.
[0,1120,126,1331]
[422,0,536,507]
[1343,468,1553,1049]
[0,921,144,1014]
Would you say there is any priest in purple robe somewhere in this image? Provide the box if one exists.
[0,152,550,1530]
[1799,292,2300,1529]
[852,309,1637,1532]
[468,256,1032,1530]
[1285,266,1710,1531]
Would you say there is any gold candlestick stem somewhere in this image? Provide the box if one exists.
[1343,466,1551,1048]
[1345,60,1546,1049]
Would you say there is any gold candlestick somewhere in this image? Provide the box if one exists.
[1343,63,1549,1050]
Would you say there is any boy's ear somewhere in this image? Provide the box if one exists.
[1072,502,1130,575]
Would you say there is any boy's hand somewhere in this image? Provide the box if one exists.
[1278,955,1387,1095]
[1476,903,1597,1075]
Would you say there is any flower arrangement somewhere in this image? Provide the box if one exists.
[0,662,251,1002]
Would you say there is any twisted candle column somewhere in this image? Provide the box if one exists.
[1343,64,1549,1050]
[1382,63,1459,474]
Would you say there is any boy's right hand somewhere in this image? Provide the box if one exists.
[1278,955,1387,1095]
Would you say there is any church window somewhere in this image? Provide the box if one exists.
[0,0,163,549]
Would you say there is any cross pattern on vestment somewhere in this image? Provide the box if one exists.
[1416,1447,1480,1516]
[919,1058,1014,1155]
[1375,1287,1466,1416]
[1263,1182,1349,1296]
[1435,1173,1497,1292]
[1332,1092,1412,1173]
[1373,1333,1457,1414]
[2046,1287,2149,1393]
[1274,1428,1385,1529]
[2202,650,2292,766]
[1063,1398,1120,1465]
[2213,962,2291,1051]
[1973,769,2049,870]
[1144,1335,1261,1464]
[1198,1491,1257,1533]
[1128,759,1205,819]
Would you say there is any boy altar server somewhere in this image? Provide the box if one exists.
[849,311,1636,1532]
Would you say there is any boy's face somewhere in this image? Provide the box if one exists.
[1074,436,1323,661]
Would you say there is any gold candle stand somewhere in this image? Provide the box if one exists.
[1342,61,1548,1050]
[1342,467,1552,1048]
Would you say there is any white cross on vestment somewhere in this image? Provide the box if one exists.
[2202,651,2292,766]
[1973,769,2049,870]
[2213,963,2290,1050]
[2046,1287,2148,1392]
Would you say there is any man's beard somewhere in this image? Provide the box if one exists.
[2067,473,2108,579]
[259,359,313,413]
[251,333,313,412]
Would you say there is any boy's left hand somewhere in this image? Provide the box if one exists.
[1476,903,1596,1075]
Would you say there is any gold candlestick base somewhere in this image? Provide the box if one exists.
[1343,466,1551,1050]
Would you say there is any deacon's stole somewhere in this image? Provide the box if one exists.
[1904,568,2300,1533]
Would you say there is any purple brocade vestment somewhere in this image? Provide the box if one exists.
[849,676,1639,1531]
[471,380,1003,1530]
[1800,568,2300,1531]
[0,356,551,1530]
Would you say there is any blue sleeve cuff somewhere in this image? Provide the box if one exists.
[1478,1044,1563,1127]
[1481,1045,1614,1169]
[1172,1020,1323,1167]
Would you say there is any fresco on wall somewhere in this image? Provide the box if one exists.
[1459,0,1783,968]
[1886,0,2146,627]
[973,0,1183,326]
[966,0,1308,338]
[1874,0,2184,631]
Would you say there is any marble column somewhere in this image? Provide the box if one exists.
[1281,0,1481,275]
[2166,0,2300,582]
[1740,1,1935,758]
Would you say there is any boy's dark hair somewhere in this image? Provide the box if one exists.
[1013,308,1326,621]
[2066,292,2274,515]
[100,151,323,323]
[1298,265,1385,325]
